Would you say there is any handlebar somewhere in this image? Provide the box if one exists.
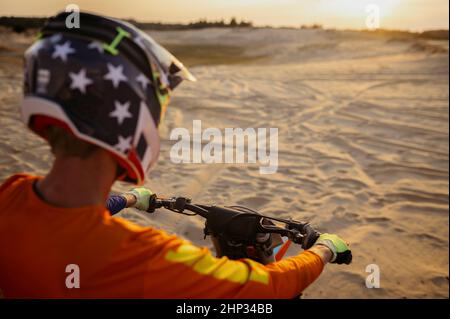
[143,194,352,265]
[147,195,321,249]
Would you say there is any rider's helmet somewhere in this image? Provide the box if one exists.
[21,11,195,184]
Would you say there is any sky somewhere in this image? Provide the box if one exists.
[0,0,448,31]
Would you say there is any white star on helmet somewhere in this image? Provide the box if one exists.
[114,135,132,153]
[103,63,128,88]
[136,73,150,90]
[49,34,62,43]
[69,68,93,94]
[88,41,104,53]
[109,101,133,125]
[52,41,75,62]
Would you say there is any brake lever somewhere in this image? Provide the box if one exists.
[278,220,320,249]
[287,229,305,244]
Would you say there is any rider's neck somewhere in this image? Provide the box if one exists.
[35,149,117,208]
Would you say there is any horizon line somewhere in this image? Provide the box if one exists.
[0,14,449,33]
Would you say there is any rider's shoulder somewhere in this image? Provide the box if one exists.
[0,174,40,194]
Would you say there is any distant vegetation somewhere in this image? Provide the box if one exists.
[361,28,449,41]
[0,16,448,41]
[0,17,47,33]
[131,17,253,30]
[300,24,324,30]
[0,16,252,32]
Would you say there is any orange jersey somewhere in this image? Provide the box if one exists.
[0,174,324,298]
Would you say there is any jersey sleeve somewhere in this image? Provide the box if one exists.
[88,219,324,298]
[106,195,127,215]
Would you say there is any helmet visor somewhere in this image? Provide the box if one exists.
[134,31,196,119]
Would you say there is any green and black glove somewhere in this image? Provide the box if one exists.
[315,233,352,264]
[125,187,154,211]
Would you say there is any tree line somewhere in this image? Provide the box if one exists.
[0,16,253,33]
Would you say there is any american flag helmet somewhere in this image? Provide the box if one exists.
[22,11,196,185]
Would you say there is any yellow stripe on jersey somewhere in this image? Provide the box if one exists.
[245,259,270,285]
[165,243,269,285]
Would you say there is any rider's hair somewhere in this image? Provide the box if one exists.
[45,126,127,178]
[45,126,98,158]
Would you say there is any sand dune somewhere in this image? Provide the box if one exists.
[0,27,448,298]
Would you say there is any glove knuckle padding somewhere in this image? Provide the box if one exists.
[335,250,353,265]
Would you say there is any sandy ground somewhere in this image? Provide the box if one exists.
[0,26,448,298]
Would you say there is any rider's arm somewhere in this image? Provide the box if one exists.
[107,186,154,215]
[106,187,152,215]
[93,221,328,298]
[106,194,136,215]
[308,245,333,264]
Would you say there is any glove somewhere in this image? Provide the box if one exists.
[125,187,154,211]
[314,233,352,264]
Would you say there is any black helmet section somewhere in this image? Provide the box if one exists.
[21,11,183,184]
[22,11,195,184]
[39,11,196,121]
[36,11,163,126]
[25,31,157,145]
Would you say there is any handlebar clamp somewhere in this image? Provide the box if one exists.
[174,197,191,211]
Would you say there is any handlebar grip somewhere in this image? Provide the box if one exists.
[146,194,158,213]
[301,224,321,250]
